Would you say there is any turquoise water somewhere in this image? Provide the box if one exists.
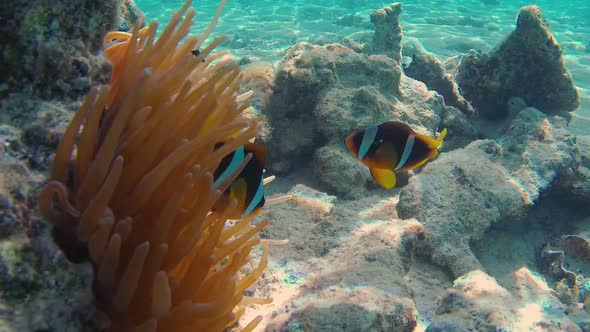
[137,0,590,119]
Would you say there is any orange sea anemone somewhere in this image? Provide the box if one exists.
[38,0,274,330]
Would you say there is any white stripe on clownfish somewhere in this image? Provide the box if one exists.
[358,125,379,160]
[395,135,415,170]
[212,146,245,189]
[242,176,264,218]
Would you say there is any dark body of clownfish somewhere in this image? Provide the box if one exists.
[212,142,267,219]
[346,121,447,189]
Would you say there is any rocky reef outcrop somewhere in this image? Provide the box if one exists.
[0,0,119,99]
[265,42,448,196]
[397,107,577,276]
[557,134,590,202]
[362,3,403,62]
[427,269,583,331]
[262,194,423,332]
[456,5,579,119]
[403,48,475,116]
[116,0,144,31]
[264,3,452,197]
[0,135,99,331]
[0,0,133,330]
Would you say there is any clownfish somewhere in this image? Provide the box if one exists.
[212,142,267,219]
[346,121,447,189]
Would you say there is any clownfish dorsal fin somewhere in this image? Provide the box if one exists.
[370,168,397,189]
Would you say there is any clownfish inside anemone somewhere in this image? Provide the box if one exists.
[346,121,447,189]
[103,27,268,219]
[212,142,268,219]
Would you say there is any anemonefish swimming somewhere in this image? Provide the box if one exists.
[346,121,447,189]
[212,142,267,219]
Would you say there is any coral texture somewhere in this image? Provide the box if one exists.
[456,5,579,119]
[403,49,474,115]
[116,0,144,31]
[0,0,115,98]
[262,3,455,197]
[363,3,403,62]
[38,1,270,331]
[427,269,582,331]
[397,107,577,276]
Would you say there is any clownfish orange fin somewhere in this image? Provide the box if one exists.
[369,168,397,189]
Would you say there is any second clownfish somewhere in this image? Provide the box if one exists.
[212,142,267,219]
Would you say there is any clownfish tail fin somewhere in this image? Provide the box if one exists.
[423,128,447,150]
[438,128,448,142]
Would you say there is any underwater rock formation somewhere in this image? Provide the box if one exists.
[427,269,582,331]
[0,0,116,99]
[265,39,447,196]
[562,235,590,261]
[456,5,579,119]
[116,0,144,31]
[0,144,99,331]
[558,135,590,202]
[0,1,115,328]
[397,107,577,276]
[363,3,403,62]
[265,41,404,172]
[403,49,474,115]
[438,106,480,150]
[265,219,422,332]
[539,229,590,307]
[239,62,275,113]
[539,246,577,285]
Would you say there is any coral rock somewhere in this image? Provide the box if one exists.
[456,6,579,119]
[0,0,115,98]
[263,4,454,196]
[264,42,403,176]
[397,107,577,276]
[312,145,371,197]
[264,43,446,196]
[266,219,420,332]
[557,135,590,202]
[403,50,474,115]
[116,0,144,31]
[428,269,582,331]
[363,3,403,62]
